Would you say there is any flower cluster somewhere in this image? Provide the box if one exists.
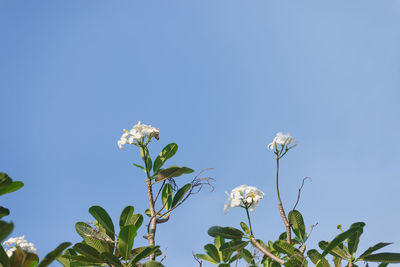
[224,185,264,213]
[3,236,37,257]
[267,132,296,150]
[118,121,159,149]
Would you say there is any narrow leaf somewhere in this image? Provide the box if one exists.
[171,184,191,208]
[0,181,24,196]
[38,242,71,267]
[322,227,361,256]
[100,252,122,267]
[240,222,250,235]
[204,244,220,262]
[307,249,330,267]
[358,243,393,260]
[162,183,173,211]
[220,240,249,252]
[362,253,400,263]
[347,222,365,255]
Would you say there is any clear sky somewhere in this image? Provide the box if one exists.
[1,1,400,266]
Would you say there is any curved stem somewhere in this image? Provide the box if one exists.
[276,157,291,243]
[245,206,254,236]
[250,237,284,265]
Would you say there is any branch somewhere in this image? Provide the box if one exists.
[250,237,284,265]
[292,177,312,212]
[193,252,202,267]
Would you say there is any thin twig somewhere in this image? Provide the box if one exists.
[292,177,312,212]
[193,252,202,267]
[153,180,166,203]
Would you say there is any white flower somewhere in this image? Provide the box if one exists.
[118,121,159,149]
[224,185,264,212]
[267,132,296,150]
[3,236,37,257]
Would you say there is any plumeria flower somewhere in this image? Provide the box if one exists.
[3,236,37,257]
[118,121,159,149]
[267,132,296,150]
[224,185,264,213]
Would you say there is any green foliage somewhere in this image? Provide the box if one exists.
[0,173,24,196]
[196,236,243,266]
[161,183,173,211]
[171,184,191,208]
[153,143,178,175]
[208,226,244,240]
[155,166,194,182]
[118,225,137,260]
[288,210,306,242]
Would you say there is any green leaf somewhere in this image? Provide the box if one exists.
[129,245,160,264]
[145,209,151,217]
[218,264,230,267]
[0,181,24,196]
[322,226,362,257]
[140,146,152,173]
[100,252,122,266]
[171,184,191,208]
[75,222,113,253]
[155,166,194,182]
[319,241,350,260]
[0,245,10,267]
[195,254,218,264]
[220,240,249,252]
[333,256,341,267]
[240,222,250,235]
[378,263,389,267]
[38,242,71,267]
[204,244,220,263]
[153,143,178,174]
[0,207,10,219]
[130,214,144,229]
[288,210,306,242]
[88,206,115,239]
[347,222,365,255]
[272,240,299,256]
[358,243,392,260]
[118,225,137,260]
[162,183,173,211]
[143,261,165,267]
[208,226,244,240]
[242,249,254,263]
[72,243,102,262]
[0,221,14,241]
[362,253,400,263]
[307,249,330,267]
[119,206,135,228]
[133,163,146,173]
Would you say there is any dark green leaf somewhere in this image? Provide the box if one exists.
[358,243,393,260]
[0,245,10,267]
[38,242,71,267]
[143,261,165,267]
[153,143,178,174]
[119,206,135,228]
[118,225,137,260]
[171,184,191,208]
[145,209,151,217]
[319,241,350,260]
[307,249,330,267]
[155,166,193,182]
[162,183,173,211]
[100,252,122,267]
[272,240,299,256]
[220,240,249,252]
[240,222,250,235]
[72,243,102,262]
[131,214,144,229]
[133,163,146,173]
[23,252,39,267]
[241,249,254,263]
[361,253,400,263]
[0,181,24,196]
[322,226,362,257]
[218,264,230,267]
[347,222,365,255]
[214,236,225,250]
[208,226,244,240]
[204,244,220,262]
[195,254,218,264]
[88,206,115,238]
[378,263,389,267]
[279,232,287,240]
[130,245,160,264]
[0,221,13,241]
[288,210,306,242]
[0,207,10,219]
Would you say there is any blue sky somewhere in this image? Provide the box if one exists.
[1,0,400,266]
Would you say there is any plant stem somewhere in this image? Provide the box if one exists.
[245,206,254,236]
[276,156,291,243]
